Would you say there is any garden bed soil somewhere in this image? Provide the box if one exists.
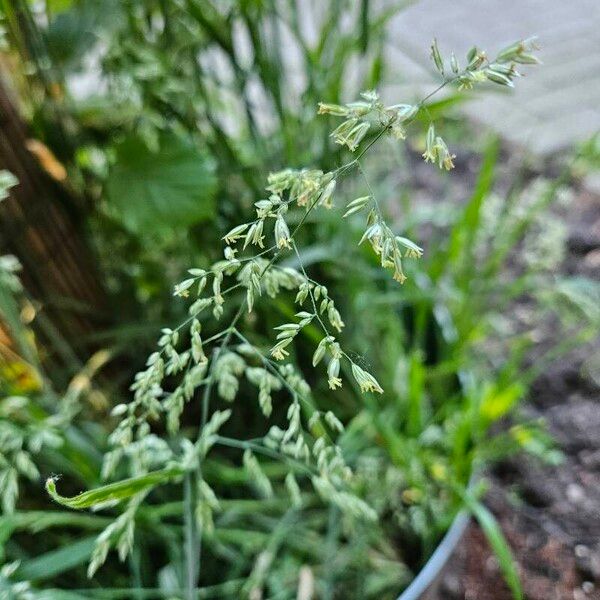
[430,187,600,600]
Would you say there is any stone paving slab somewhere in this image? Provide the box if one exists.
[387,0,600,155]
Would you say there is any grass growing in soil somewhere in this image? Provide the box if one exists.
[1,4,599,599]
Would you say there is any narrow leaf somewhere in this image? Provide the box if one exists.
[16,536,97,581]
[461,490,523,600]
[46,468,181,510]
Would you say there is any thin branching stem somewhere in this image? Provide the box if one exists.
[214,436,316,477]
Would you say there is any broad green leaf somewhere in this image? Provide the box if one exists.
[106,134,217,235]
[46,0,122,69]
[46,468,181,510]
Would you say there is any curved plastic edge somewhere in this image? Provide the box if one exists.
[396,509,470,600]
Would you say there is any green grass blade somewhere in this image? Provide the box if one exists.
[46,468,181,510]
[15,535,96,581]
[461,490,523,600]
[431,136,499,282]
[64,580,245,599]
[38,591,92,600]
[1,510,110,534]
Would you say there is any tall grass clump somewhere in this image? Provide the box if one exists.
[28,39,553,600]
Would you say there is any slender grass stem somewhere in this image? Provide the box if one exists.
[214,436,316,476]
[183,474,199,600]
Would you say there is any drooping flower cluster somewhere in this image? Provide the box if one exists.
[429,37,540,91]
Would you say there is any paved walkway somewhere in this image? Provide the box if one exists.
[386,0,600,155]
